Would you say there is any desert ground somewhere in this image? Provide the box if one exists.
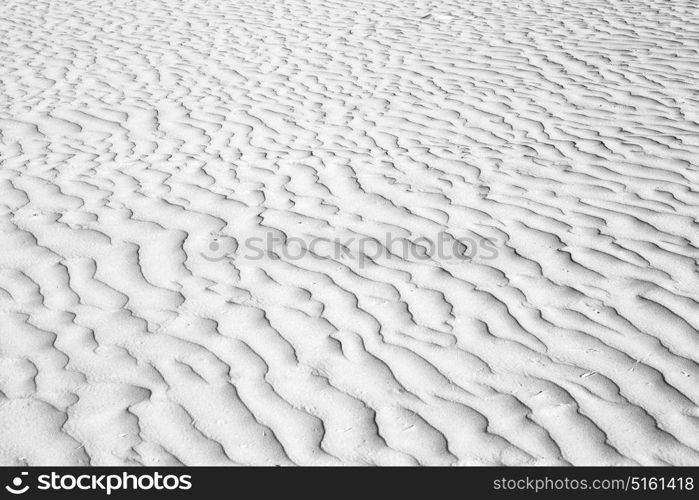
[0,0,698,465]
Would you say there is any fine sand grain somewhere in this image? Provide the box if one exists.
[1,0,698,465]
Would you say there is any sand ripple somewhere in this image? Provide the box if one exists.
[1,0,698,465]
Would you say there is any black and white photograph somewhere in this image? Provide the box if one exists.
[0,0,698,495]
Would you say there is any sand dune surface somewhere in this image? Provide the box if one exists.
[1,0,699,465]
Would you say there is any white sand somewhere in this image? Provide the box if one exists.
[0,0,698,465]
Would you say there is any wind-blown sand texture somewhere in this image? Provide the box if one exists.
[1,0,699,466]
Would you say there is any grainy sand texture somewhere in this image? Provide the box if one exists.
[1,0,699,466]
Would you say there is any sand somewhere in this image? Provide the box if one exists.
[0,0,698,465]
